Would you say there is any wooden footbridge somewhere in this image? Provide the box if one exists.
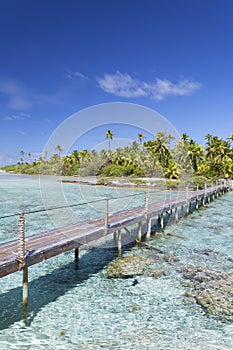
[0,183,230,324]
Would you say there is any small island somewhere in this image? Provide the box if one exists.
[2,132,233,189]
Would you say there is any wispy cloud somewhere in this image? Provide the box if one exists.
[18,130,27,136]
[0,152,15,166]
[0,79,32,110]
[2,113,31,121]
[64,70,89,80]
[97,71,147,98]
[97,71,202,100]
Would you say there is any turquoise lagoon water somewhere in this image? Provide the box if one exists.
[0,174,232,349]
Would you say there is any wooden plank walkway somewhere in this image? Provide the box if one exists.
[0,184,228,279]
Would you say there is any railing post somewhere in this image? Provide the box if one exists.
[105,198,109,234]
[17,213,26,267]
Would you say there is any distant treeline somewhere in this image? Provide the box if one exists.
[1,132,233,185]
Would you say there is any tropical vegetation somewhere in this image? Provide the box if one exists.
[1,131,233,186]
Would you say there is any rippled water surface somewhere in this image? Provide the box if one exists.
[0,174,232,349]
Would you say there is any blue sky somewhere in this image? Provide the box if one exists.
[0,0,233,165]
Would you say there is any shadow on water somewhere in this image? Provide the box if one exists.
[0,245,120,330]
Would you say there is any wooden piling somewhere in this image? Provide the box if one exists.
[74,247,79,269]
[118,230,122,257]
[196,185,199,210]
[138,221,142,242]
[185,186,189,216]
[160,213,164,230]
[146,217,152,240]
[22,267,29,326]
[175,207,179,222]
[113,231,117,246]
[186,202,189,216]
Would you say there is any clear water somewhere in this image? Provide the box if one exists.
[0,174,232,349]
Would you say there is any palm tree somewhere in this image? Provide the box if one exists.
[20,150,24,164]
[138,133,146,145]
[55,145,63,157]
[205,136,232,177]
[144,132,172,174]
[187,140,204,173]
[180,133,190,144]
[105,130,114,152]
[227,134,233,145]
[27,153,31,163]
[205,133,213,143]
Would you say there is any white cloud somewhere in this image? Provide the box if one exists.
[97,71,202,101]
[3,113,31,121]
[97,71,147,98]
[18,130,27,136]
[65,70,89,80]
[0,79,32,110]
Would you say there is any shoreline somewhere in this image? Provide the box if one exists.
[59,177,182,191]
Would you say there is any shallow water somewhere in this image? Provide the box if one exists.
[0,174,232,349]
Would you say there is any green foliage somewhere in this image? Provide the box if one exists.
[1,131,233,181]
[98,164,143,177]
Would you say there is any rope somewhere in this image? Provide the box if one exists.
[16,213,25,267]
[0,185,226,220]
[0,192,146,219]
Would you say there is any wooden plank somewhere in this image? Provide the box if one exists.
[0,185,228,279]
